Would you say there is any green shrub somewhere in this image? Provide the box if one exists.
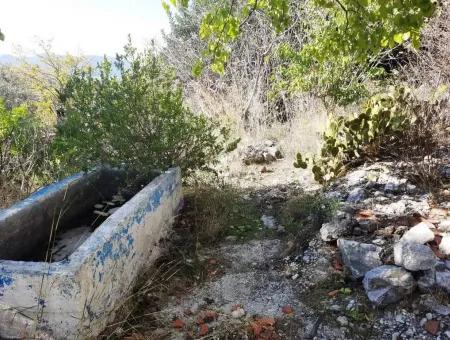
[295,86,414,183]
[282,193,340,233]
[55,40,226,178]
[0,98,53,206]
[182,175,262,243]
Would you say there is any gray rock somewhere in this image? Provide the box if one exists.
[338,239,382,279]
[261,214,277,229]
[438,220,450,232]
[417,269,436,292]
[337,316,348,326]
[436,270,450,293]
[320,219,350,242]
[400,222,435,244]
[422,296,450,316]
[347,187,366,203]
[346,169,368,187]
[363,265,416,307]
[394,242,437,271]
[439,234,450,255]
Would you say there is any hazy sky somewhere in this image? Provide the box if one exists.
[0,0,170,56]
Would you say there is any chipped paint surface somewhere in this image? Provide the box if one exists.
[0,168,182,339]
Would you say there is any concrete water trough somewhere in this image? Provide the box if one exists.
[0,167,182,339]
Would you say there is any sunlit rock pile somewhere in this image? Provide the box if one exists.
[322,162,450,307]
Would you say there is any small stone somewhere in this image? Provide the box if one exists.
[436,270,450,293]
[400,222,435,244]
[347,187,366,203]
[338,239,382,279]
[190,303,199,314]
[330,305,341,312]
[394,242,437,271]
[420,318,428,326]
[439,234,450,255]
[363,265,416,307]
[372,238,386,246]
[391,332,400,340]
[231,307,245,318]
[320,219,350,242]
[426,313,433,320]
[337,316,348,326]
[261,215,277,229]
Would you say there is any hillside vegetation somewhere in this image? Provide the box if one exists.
[0,0,448,203]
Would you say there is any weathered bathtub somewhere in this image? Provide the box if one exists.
[0,167,182,339]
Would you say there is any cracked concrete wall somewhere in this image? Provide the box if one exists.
[0,167,182,339]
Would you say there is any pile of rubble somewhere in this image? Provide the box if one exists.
[240,140,283,165]
[321,162,450,308]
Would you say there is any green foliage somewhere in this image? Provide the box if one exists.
[295,86,414,183]
[275,0,435,104]
[55,40,225,178]
[167,0,435,104]
[0,98,53,204]
[166,0,289,75]
[282,192,340,232]
[183,176,262,243]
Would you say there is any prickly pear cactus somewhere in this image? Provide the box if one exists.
[295,86,414,184]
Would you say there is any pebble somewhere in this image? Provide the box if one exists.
[337,316,348,326]
[426,313,433,320]
[392,332,400,340]
[231,307,245,318]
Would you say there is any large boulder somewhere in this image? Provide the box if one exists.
[400,222,435,244]
[320,219,351,242]
[394,242,437,271]
[363,265,416,307]
[338,239,382,279]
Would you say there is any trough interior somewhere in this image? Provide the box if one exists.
[0,169,143,262]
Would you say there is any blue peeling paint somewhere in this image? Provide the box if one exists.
[0,274,13,288]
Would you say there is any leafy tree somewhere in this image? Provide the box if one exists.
[55,40,226,178]
[15,41,89,124]
[166,0,436,103]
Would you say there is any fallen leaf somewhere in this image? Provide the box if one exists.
[424,320,440,335]
[355,209,376,221]
[327,289,340,297]
[198,324,209,336]
[250,321,262,336]
[281,305,294,314]
[172,318,185,329]
[257,317,276,327]
[332,258,344,271]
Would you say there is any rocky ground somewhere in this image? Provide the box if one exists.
[108,141,450,339]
